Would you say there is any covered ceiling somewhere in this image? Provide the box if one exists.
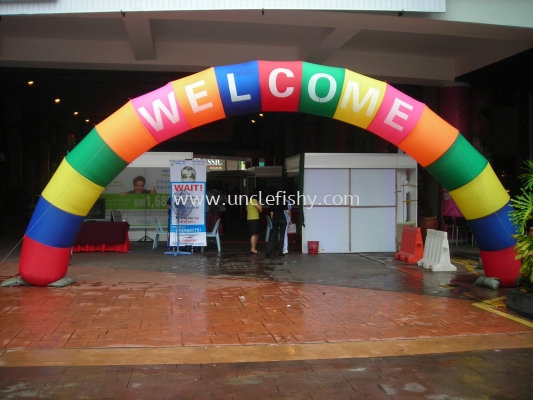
[0,2,532,147]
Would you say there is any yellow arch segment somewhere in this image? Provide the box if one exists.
[333,70,386,129]
[96,101,158,163]
[449,163,510,220]
[42,159,105,216]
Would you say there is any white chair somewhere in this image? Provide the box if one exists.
[202,218,221,252]
[152,218,168,249]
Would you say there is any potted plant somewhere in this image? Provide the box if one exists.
[507,159,533,319]
[418,207,438,244]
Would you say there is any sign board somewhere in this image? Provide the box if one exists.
[168,159,207,247]
[101,167,170,227]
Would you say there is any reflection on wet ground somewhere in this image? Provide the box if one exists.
[54,240,500,302]
[0,213,497,304]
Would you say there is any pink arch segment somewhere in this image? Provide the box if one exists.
[130,83,192,142]
[18,60,521,287]
[366,85,425,145]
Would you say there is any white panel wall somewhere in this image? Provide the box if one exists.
[350,169,395,207]
[302,207,350,253]
[302,165,399,253]
[303,169,349,206]
[293,153,416,253]
[351,207,396,252]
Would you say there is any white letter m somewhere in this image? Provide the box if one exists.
[340,81,380,116]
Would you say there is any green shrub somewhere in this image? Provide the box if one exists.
[510,159,533,292]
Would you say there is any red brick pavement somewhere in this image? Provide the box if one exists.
[1,262,531,351]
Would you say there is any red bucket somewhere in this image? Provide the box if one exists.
[307,241,319,254]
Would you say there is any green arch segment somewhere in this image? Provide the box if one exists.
[426,133,488,191]
[299,62,345,118]
[65,128,129,188]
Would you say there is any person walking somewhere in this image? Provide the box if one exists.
[247,188,262,254]
[265,189,288,258]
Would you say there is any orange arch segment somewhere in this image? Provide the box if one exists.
[398,106,459,167]
[171,68,226,128]
[96,101,158,163]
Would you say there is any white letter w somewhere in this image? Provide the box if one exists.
[137,92,180,131]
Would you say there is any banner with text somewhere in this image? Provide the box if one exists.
[101,167,170,227]
[169,159,207,247]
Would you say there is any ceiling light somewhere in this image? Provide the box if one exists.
[85,119,90,123]
[27,81,34,86]
[54,99,60,104]
[259,113,264,117]
[251,120,256,124]
[73,111,79,116]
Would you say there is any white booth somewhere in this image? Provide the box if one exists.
[285,153,417,253]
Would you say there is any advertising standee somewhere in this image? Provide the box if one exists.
[169,159,207,247]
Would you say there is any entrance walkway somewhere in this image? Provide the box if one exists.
[1,218,532,398]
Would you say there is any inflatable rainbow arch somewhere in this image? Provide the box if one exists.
[21,60,521,286]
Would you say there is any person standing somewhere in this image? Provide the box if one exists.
[265,189,288,258]
[217,186,229,234]
[282,198,292,254]
[247,188,262,254]
[166,197,171,249]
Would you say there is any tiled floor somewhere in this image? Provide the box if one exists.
[1,219,533,398]
[1,262,530,350]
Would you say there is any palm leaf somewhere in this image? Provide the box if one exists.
[510,160,533,292]
[510,190,533,232]
[518,159,533,190]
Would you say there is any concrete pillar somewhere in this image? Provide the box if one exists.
[439,82,472,224]
[440,82,472,141]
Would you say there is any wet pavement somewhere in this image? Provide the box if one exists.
[1,217,532,399]
[1,348,533,399]
[65,241,503,303]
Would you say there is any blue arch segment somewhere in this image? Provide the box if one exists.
[214,60,261,117]
[469,202,518,251]
[25,196,84,248]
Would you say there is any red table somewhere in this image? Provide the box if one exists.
[73,221,130,253]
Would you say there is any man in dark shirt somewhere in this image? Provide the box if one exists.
[265,189,289,258]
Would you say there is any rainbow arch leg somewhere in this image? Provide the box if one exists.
[19,60,521,287]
